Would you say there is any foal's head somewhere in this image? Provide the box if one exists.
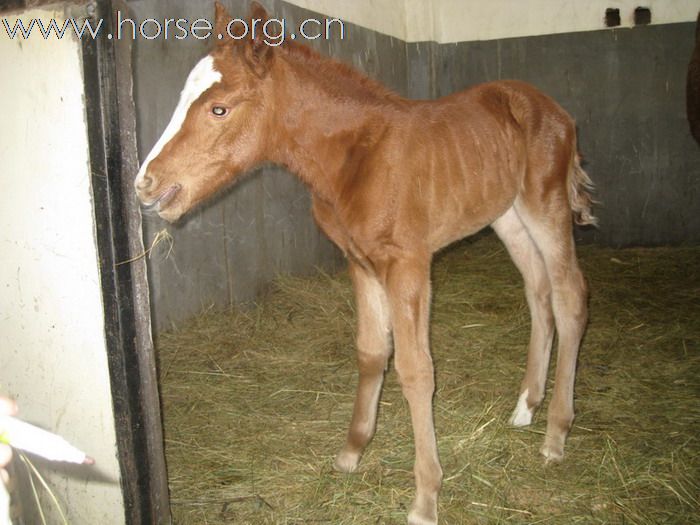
[134,2,277,222]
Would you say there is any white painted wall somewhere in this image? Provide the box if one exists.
[0,7,124,525]
[286,0,699,42]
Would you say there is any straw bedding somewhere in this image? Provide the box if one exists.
[157,234,699,524]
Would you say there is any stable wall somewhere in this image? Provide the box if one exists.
[0,6,124,524]
[288,0,699,42]
[407,23,700,246]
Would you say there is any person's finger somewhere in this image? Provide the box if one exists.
[0,444,11,470]
[0,399,17,487]
[0,398,17,417]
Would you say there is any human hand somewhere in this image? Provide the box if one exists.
[0,397,18,485]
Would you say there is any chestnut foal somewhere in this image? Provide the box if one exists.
[135,3,596,523]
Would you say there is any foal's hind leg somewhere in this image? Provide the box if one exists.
[515,199,588,462]
[492,207,555,427]
[335,261,392,472]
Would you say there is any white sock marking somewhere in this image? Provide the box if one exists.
[510,388,532,427]
[135,55,222,186]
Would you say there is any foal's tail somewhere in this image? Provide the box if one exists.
[569,154,598,227]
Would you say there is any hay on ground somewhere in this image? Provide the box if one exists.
[157,234,700,524]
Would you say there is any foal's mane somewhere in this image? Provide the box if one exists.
[280,41,403,104]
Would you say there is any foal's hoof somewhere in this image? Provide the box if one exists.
[540,438,565,464]
[540,423,569,463]
[408,495,438,525]
[333,449,360,473]
[540,444,564,464]
[407,507,438,525]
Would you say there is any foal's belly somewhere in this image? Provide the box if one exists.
[422,159,521,252]
[427,187,516,251]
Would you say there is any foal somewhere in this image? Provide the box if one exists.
[134,3,596,524]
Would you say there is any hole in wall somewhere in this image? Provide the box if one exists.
[634,7,652,25]
[605,8,621,28]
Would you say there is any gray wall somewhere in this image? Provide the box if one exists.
[408,24,700,247]
[128,1,700,329]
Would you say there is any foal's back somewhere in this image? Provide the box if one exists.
[376,80,578,252]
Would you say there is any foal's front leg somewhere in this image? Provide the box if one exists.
[386,257,442,525]
[335,261,392,472]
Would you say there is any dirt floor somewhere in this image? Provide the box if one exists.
[157,234,699,524]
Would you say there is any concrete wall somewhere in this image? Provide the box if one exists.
[407,23,700,246]
[287,0,699,42]
[0,6,124,524]
[129,0,700,330]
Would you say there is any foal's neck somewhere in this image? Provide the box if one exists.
[269,49,401,203]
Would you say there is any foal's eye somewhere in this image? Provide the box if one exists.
[211,106,228,117]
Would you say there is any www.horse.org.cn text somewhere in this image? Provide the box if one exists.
[1,12,346,45]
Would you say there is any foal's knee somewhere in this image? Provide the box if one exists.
[357,351,389,376]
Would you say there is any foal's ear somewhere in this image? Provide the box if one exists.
[214,1,234,42]
[245,1,274,77]
[214,1,248,42]
[250,1,270,23]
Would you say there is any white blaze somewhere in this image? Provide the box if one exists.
[135,55,222,185]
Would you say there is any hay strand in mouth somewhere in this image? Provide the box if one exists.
[157,234,700,524]
[116,228,173,266]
